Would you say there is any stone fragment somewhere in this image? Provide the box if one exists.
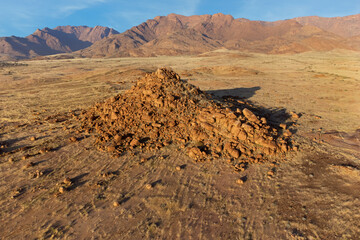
[236,179,244,185]
[130,138,140,147]
[243,108,260,123]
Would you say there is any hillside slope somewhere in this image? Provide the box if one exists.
[79,13,357,57]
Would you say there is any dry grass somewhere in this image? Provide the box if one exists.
[0,50,359,239]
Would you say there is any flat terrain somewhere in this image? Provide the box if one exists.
[0,50,359,239]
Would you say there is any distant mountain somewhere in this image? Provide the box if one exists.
[79,13,359,58]
[1,14,359,60]
[0,26,119,60]
[294,14,360,37]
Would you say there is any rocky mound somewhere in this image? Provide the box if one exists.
[80,68,293,169]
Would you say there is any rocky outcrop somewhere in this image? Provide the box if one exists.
[79,68,295,170]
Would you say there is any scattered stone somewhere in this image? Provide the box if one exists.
[129,138,140,147]
[236,179,244,185]
[290,112,299,119]
[30,136,36,141]
[29,170,44,178]
[283,129,292,137]
[69,137,77,142]
[24,161,35,168]
[11,188,23,199]
[280,123,287,129]
[175,166,182,171]
[59,186,66,194]
[107,146,116,152]
[224,142,240,158]
[188,147,206,161]
[260,117,267,124]
[113,201,120,207]
[8,157,14,163]
[63,177,72,186]
[39,148,46,154]
[145,183,152,189]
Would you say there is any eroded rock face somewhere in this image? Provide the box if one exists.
[80,68,292,168]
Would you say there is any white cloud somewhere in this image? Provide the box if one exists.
[56,0,110,16]
[59,5,88,15]
[177,0,201,16]
[0,0,110,36]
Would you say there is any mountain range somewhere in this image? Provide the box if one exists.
[0,26,119,60]
[1,13,359,60]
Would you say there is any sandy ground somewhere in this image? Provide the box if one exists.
[0,49,359,239]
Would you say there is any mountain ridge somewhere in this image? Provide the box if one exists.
[79,13,359,57]
[0,26,119,60]
[1,13,359,60]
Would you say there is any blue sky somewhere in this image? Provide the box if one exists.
[0,0,359,37]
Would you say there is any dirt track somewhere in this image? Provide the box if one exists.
[0,50,359,239]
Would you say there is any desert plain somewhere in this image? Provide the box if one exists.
[0,49,359,239]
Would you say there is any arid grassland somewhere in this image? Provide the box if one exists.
[0,50,359,239]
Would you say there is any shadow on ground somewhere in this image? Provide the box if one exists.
[208,87,295,131]
[207,86,261,99]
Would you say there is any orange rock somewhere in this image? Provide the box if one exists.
[188,147,202,160]
[242,108,260,123]
[230,122,242,136]
[280,144,288,152]
[63,177,72,186]
[283,129,292,137]
[290,112,299,119]
[260,117,267,124]
[236,179,244,185]
[130,139,140,147]
[226,112,237,119]
[224,142,240,158]
[107,146,116,152]
[111,112,118,120]
[200,122,215,132]
[114,135,121,142]
[242,124,254,134]
[237,130,248,141]
[228,148,240,158]
[59,186,66,194]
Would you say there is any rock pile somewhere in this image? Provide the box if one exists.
[80,68,293,169]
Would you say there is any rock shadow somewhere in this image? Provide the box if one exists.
[68,173,89,191]
[207,86,261,99]
[208,87,295,131]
